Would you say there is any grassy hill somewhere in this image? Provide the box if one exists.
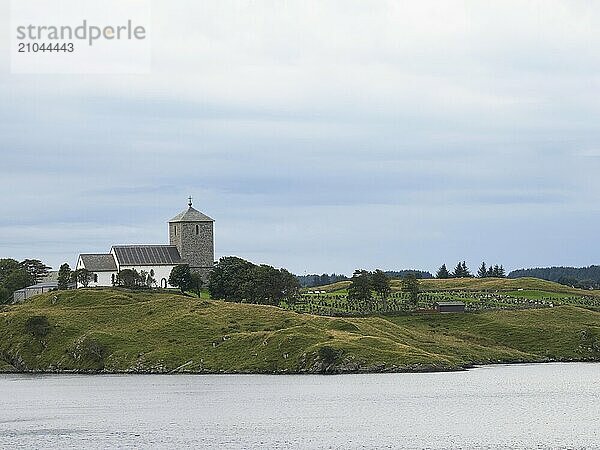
[0,288,599,374]
[309,277,600,297]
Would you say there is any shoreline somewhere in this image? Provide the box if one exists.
[1,357,598,376]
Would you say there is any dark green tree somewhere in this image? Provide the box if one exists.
[453,261,465,278]
[454,261,472,278]
[116,268,143,288]
[20,259,51,283]
[190,272,203,298]
[347,269,373,309]
[3,268,33,292]
[436,264,451,279]
[169,265,193,294]
[0,258,21,284]
[477,262,487,278]
[0,287,11,305]
[371,269,391,309]
[75,268,93,288]
[57,263,72,290]
[208,256,299,305]
[209,256,255,301]
[401,273,420,309]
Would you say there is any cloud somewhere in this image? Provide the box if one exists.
[1,0,600,273]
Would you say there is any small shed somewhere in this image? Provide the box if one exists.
[434,301,465,313]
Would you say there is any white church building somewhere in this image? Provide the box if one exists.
[76,199,215,288]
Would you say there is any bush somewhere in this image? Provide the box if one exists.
[318,345,341,366]
[25,316,51,338]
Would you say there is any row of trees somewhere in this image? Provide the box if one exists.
[347,269,420,309]
[435,261,506,279]
[296,273,348,288]
[208,256,300,305]
[0,258,52,303]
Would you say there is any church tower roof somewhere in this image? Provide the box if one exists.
[169,197,214,223]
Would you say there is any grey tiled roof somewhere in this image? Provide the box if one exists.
[169,206,214,223]
[80,254,118,272]
[434,301,465,306]
[112,245,182,266]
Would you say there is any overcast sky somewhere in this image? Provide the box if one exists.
[1,0,599,275]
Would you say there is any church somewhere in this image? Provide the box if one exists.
[75,199,214,288]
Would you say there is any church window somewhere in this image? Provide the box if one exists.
[93,274,98,283]
[174,225,177,236]
[195,224,199,235]
[161,278,167,288]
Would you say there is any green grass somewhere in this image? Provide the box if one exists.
[309,277,600,297]
[0,288,599,374]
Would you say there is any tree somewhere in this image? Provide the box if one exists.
[57,263,72,290]
[169,265,193,294]
[489,264,506,278]
[208,256,300,305]
[0,258,21,284]
[477,262,487,278]
[20,259,51,284]
[75,268,93,288]
[147,269,156,288]
[190,272,203,297]
[436,264,451,279]
[497,265,506,278]
[0,287,11,305]
[3,268,33,292]
[209,256,255,301]
[453,262,465,278]
[453,261,472,278]
[371,269,391,309]
[401,273,420,309]
[347,270,372,309]
[116,269,146,289]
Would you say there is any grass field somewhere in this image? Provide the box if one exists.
[0,287,599,374]
[297,277,600,316]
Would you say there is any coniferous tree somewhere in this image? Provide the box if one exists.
[20,259,51,284]
[57,263,71,290]
[497,265,506,278]
[462,261,472,277]
[436,264,451,279]
[477,262,487,278]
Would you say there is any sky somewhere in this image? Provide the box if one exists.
[1,0,599,276]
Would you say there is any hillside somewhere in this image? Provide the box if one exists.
[0,289,599,374]
[309,277,600,297]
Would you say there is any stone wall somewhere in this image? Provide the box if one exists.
[169,221,214,280]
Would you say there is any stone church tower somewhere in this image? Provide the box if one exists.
[169,198,215,280]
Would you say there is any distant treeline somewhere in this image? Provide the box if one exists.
[296,269,432,287]
[384,270,433,279]
[296,273,348,288]
[509,265,600,289]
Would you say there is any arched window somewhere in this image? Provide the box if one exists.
[161,278,167,288]
[93,274,98,283]
[195,224,199,235]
